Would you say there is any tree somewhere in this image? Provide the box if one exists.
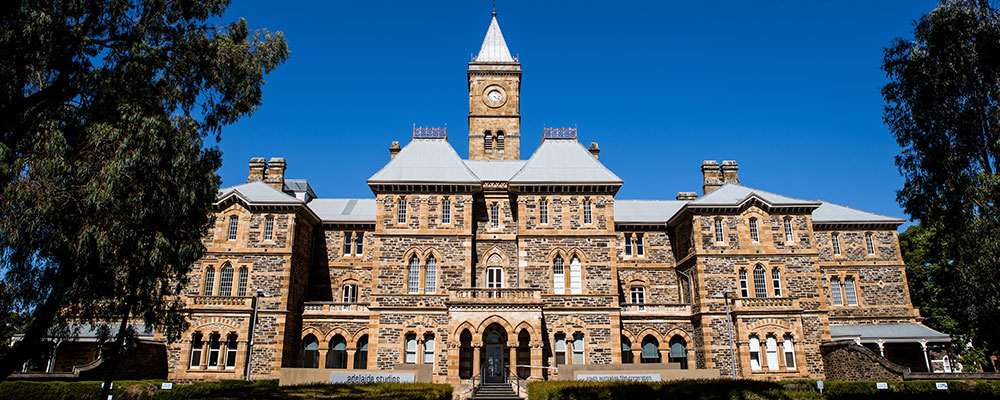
[0,0,288,389]
[883,0,1000,363]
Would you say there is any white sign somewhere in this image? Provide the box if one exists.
[577,373,661,382]
[876,382,889,390]
[329,372,415,384]
[817,380,824,393]
[936,382,948,390]
[160,382,173,390]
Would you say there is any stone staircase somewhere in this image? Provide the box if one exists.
[471,382,522,400]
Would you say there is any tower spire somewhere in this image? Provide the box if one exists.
[475,12,514,62]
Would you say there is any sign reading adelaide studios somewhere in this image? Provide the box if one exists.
[329,371,416,384]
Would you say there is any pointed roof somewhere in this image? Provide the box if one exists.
[217,180,302,204]
[689,183,820,207]
[367,138,481,184]
[509,139,623,184]
[476,15,515,63]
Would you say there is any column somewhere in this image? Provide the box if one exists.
[347,349,356,370]
[920,340,931,372]
[472,344,482,377]
[508,343,516,370]
[632,349,641,364]
[530,344,543,380]
[876,340,885,358]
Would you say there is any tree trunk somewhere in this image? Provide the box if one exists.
[99,307,132,400]
[0,277,68,380]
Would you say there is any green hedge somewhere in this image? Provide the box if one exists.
[0,379,453,400]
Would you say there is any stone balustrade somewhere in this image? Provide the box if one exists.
[302,302,370,313]
[734,297,797,310]
[448,288,542,304]
[190,295,253,307]
[620,303,691,315]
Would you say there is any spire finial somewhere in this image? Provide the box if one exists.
[492,0,496,16]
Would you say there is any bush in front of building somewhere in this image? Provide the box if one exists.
[822,379,1000,399]
[0,379,165,400]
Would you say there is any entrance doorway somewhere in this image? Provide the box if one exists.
[482,326,508,383]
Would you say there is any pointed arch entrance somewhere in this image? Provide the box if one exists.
[482,323,508,383]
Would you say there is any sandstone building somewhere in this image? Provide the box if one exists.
[23,13,951,384]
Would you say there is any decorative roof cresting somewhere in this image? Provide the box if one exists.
[475,14,515,63]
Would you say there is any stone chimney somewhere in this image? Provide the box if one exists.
[676,192,698,201]
[702,160,723,195]
[247,157,267,183]
[264,157,286,191]
[721,160,739,185]
[389,141,401,160]
[588,142,600,159]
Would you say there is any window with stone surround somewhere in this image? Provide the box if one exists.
[753,265,767,298]
[227,215,238,241]
[207,332,221,368]
[865,232,876,255]
[425,256,437,294]
[714,218,724,243]
[355,232,364,255]
[404,333,417,364]
[636,234,645,257]
[203,267,216,296]
[423,333,435,364]
[496,131,505,150]
[539,198,548,225]
[355,335,369,370]
[765,334,779,371]
[397,198,407,224]
[490,203,499,228]
[342,283,358,303]
[830,277,843,306]
[583,199,593,225]
[630,285,646,310]
[749,335,762,371]
[264,216,274,241]
[301,334,319,368]
[844,277,858,306]
[343,232,353,255]
[832,233,842,256]
[621,336,634,363]
[572,332,585,364]
[771,268,782,297]
[327,335,347,369]
[554,333,566,365]
[783,334,796,370]
[484,131,492,151]
[190,332,203,368]
[441,198,451,224]
[783,217,794,243]
[739,268,749,298]
[486,266,503,288]
[407,257,420,294]
[219,264,233,296]
[624,234,632,257]
[552,256,565,294]
[237,267,248,297]
[749,218,759,243]
[569,256,583,294]
[641,335,660,363]
[225,333,238,369]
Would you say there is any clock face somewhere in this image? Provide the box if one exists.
[487,90,503,104]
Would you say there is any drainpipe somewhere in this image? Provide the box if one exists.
[245,289,264,380]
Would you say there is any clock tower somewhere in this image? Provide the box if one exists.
[468,13,521,160]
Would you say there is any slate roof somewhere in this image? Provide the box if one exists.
[812,201,905,225]
[830,324,950,343]
[689,183,819,207]
[475,15,515,63]
[614,200,687,224]
[218,181,301,204]
[368,138,481,184]
[464,160,527,181]
[308,198,377,222]
[509,139,623,184]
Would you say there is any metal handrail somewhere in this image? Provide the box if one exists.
[506,365,527,398]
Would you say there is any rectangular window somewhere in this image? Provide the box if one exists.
[208,335,220,368]
[765,335,779,371]
[487,267,503,289]
[343,232,353,255]
[749,218,759,242]
[624,234,632,257]
[227,216,238,241]
[784,218,794,242]
[749,336,761,371]
[264,216,274,241]
[539,199,548,225]
[739,269,749,298]
[783,335,796,370]
[490,203,499,228]
[636,234,644,257]
[844,277,858,306]
[190,334,203,368]
[772,269,782,297]
[630,286,645,310]
[397,198,407,224]
[832,233,842,255]
[203,268,215,296]
[225,335,238,369]
[583,199,592,224]
[831,278,843,306]
[572,333,585,364]
[355,232,364,255]
[554,334,566,365]
[441,199,451,224]
[407,258,420,294]
[404,334,417,364]
[343,284,357,303]
[865,233,875,255]
[714,219,724,243]
[423,335,435,364]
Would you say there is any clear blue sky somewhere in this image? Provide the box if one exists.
[217,1,940,227]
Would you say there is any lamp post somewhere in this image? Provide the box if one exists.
[713,290,737,379]
[245,288,264,381]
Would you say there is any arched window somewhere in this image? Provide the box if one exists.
[832,233,842,255]
[496,132,505,150]
[407,257,420,294]
[749,335,761,371]
[738,268,748,298]
[621,336,633,364]
[783,217,794,242]
[554,333,566,365]
[486,266,503,288]
[569,256,583,294]
[423,333,435,364]
[189,332,203,368]
[714,218,724,243]
[203,267,216,296]
[668,335,688,369]
[342,283,358,303]
[207,333,221,368]
[583,199,593,224]
[552,256,565,294]
[753,265,767,298]
[237,267,248,297]
[404,333,418,364]
[844,277,858,306]
[865,232,876,255]
[641,335,660,363]
[397,198,407,224]
[765,334,779,371]
[354,335,369,370]
[225,333,238,369]
[771,268,782,297]
[327,335,347,369]
[425,256,437,294]
[572,332,585,364]
[830,277,843,306]
[441,199,451,224]
[301,334,319,368]
[539,198,548,225]
[490,203,499,228]
[219,264,234,296]
[227,215,238,241]
[749,217,759,242]
[783,334,796,370]
[484,131,493,151]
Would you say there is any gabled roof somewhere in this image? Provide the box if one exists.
[509,139,623,184]
[368,138,481,184]
[464,160,527,181]
[217,181,302,204]
[615,200,687,224]
[308,198,377,223]
[689,183,820,207]
[475,15,515,63]
[812,201,905,225]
